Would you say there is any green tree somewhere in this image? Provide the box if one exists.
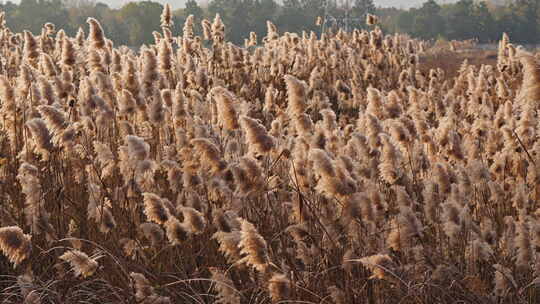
[229,0,252,43]
[444,0,476,40]
[0,1,19,29]
[250,0,278,39]
[496,7,522,42]
[352,0,375,18]
[514,0,540,43]
[208,0,229,21]
[13,0,74,34]
[473,2,497,42]
[277,0,307,33]
[348,0,375,30]
[119,1,162,46]
[180,0,204,38]
[395,9,416,33]
[412,0,445,40]
[302,0,326,32]
[98,4,129,46]
[207,0,253,44]
[184,0,203,21]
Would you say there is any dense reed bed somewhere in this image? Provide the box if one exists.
[0,6,538,303]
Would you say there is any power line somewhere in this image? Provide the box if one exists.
[322,0,365,33]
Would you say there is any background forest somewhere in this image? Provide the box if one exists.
[1,0,540,48]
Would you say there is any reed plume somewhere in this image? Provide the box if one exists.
[140,222,164,246]
[238,219,269,272]
[59,250,99,278]
[268,273,292,303]
[284,75,308,117]
[142,192,171,225]
[366,14,379,26]
[160,4,173,28]
[23,31,39,62]
[26,118,53,159]
[86,18,106,49]
[126,135,150,161]
[213,230,242,264]
[130,272,171,302]
[240,116,275,155]
[212,86,240,131]
[0,226,32,266]
[178,206,206,234]
[164,217,189,245]
[191,138,227,173]
[518,51,540,106]
[358,254,395,281]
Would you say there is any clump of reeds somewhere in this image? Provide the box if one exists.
[0,9,538,304]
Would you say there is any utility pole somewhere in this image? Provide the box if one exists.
[322,0,363,34]
[345,0,350,32]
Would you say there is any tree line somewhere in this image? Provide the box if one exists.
[1,0,539,46]
[385,0,540,44]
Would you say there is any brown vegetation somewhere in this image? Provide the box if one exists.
[419,48,498,80]
[0,6,539,304]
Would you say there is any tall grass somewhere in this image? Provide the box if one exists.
[0,6,538,304]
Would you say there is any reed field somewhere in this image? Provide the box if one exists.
[0,5,540,303]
